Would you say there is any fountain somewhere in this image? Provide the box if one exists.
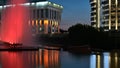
[0,0,33,47]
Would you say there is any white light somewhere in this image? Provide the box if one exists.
[60,6,63,8]
[6,5,12,7]
[0,6,3,9]
[23,3,30,6]
[31,3,35,5]
[3,5,7,8]
[48,2,51,4]
[90,55,96,68]
[36,1,48,6]
[39,27,42,31]
[103,52,110,68]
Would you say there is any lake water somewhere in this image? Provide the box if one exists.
[0,49,119,68]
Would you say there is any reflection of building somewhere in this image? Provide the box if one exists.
[90,0,120,31]
[0,49,60,68]
[33,49,60,68]
[90,52,120,68]
[0,0,63,34]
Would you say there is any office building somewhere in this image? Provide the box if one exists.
[90,0,101,29]
[0,0,63,34]
[90,0,120,31]
[102,0,120,31]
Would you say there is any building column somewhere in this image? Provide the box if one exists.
[109,0,111,30]
[115,0,118,30]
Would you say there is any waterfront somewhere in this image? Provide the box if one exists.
[0,47,119,68]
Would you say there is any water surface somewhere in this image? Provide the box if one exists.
[0,49,119,68]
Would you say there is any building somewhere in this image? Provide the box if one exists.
[90,0,101,29]
[90,0,120,31]
[0,0,63,34]
[102,0,120,31]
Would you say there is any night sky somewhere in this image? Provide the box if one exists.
[49,0,90,30]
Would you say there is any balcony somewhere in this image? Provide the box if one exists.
[102,1,109,4]
[90,0,96,3]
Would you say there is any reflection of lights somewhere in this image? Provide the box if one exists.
[1,52,23,68]
[35,52,39,65]
[97,55,101,68]
[44,49,49,68]
[103,52,110,68]
[90,55,96,68]
[115,52,118,68]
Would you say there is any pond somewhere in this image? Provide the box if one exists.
[0,49,119,68]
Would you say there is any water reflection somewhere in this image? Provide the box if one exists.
[90,52,120,68]
[0,49,60,68]
[0,49,120,68]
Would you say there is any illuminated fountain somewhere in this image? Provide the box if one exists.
[0,0,33,46]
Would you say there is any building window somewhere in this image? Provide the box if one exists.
[37,9,39,19]
[41,9,44,18]
[33,9,36,19]
[45,9,48,18]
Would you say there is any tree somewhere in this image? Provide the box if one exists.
[68,23,99,45]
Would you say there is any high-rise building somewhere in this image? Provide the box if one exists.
[102,0,120,31]
[0,0,63,34]
[90,0,120,31]
[90,0,101,29]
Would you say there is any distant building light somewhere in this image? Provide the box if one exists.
[39,27,42,31]
[21,3,30,6]
[0,6,3,9]
[36,1,48,6]
[3,5,7,8]
[31,3,35,5]
[6,5,12,7]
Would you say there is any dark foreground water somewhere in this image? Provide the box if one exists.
[0,49,119,68]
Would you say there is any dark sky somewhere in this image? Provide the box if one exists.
[49,0,90,30]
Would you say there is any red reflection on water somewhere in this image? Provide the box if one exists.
[0,50,60,68]
[44,50,49,68]
[1,0,29,44]
[0,52,23,68]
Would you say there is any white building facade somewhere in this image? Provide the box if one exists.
[0,0,63,34]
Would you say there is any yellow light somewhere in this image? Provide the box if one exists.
[52,21,54,26]
[97,55,101,68]
[36,20,38,26]
[56,22,58,26]
[32,20,34,26]
[44,20,48,25]
[115,53,118,68]
[40,20,42,26]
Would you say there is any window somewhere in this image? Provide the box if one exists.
[41,9,44,18]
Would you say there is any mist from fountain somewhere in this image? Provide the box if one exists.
[0,0,34,46]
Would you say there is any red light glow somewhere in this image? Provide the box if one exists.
[1,0,30,44]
